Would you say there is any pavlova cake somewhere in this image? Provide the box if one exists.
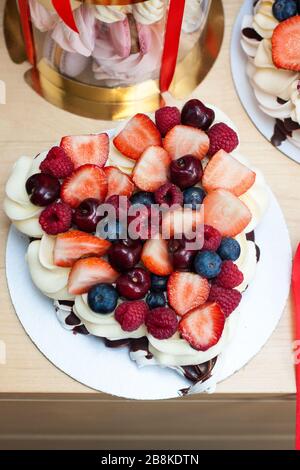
[241,0,300,147]
[4,99,269,394]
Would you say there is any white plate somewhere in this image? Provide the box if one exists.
[5,188,292,399]
[231,0,300,164]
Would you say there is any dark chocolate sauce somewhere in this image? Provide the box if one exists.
[242,27,263,41]
[271,118,300,147]
[73,325,89,335]
[246,231,255,243]
[104,338,132,349]
[65,312,81,326]
[276,97,288,105]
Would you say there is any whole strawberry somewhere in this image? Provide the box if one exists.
[155,106,181,137]
[207,123,239,157]
[40,146,74,179]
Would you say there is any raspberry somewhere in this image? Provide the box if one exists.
[128,205,161,240]
[40,146,74,179]
[202,225,222,251]
[207,123,239,157]
[208,285,242,317]
[155,106,181,137]
[115,301,149,332]
[214,260,244,289]
[146,307,178,339]
[106,195,131,219]
[154,182,183,207]
[39,202,72,235]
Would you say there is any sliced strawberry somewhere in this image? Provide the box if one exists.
[68,257,119,295]
[272,16,300,72]
[53,231,111,268]
[202,150,256,196]
[113,114,162,160]
[167,272,210,317]
[163,125,209,161]
[162,208,203,238]
[104,166,135,199]
[60,133,109,169]
[179,302,225,351]
[141,238,173,276]
[203,189,252,237]
[61,164,108,208]
[132,146,171,192]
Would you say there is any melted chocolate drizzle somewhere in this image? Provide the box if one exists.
[242,27,263,41]
[271,117,300,147]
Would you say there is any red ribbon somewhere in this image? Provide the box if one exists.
[159,0,186,93]
[292,243,300,450]
[18,0,36,65]
[52,0,79,33]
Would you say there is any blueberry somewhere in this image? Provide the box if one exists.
[272,0,297,21]
[98,218,126,242]
[183,187,206,209]
[131,191,155,207]
[218,237,241,261]
[151,274,169,292]
[194,251,222,279]
[88,284,118,314]
[146,291,166,309]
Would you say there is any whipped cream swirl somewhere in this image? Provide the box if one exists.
[241,0,300,144]
[4,153,47,238]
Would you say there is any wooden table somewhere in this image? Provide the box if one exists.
[0,0,297,450]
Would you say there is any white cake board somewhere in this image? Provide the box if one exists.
[231,0,300,165]
[6,188,292,400]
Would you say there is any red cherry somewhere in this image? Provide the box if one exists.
[181,99,215,130]
[170,156,203,190]
[26,173,60,207]
[108,239,143,272]
[116,268,151,300]
[73,198,101,233]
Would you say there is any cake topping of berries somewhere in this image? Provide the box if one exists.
[203,150,256,196]
[132,146,171,192]
[53,230,111,268]
[170,155,203,190]
[178,302,225,351]
[142,238,173,276]
[208,285,242,317]
[155,106,181,137]
[214,261,244,289]
[202,225,222,251]
[154,182,183,207]
[115,301,149,332]
[207,123,239,157]
[181,99,215,131]
[40,146,74,179]
[145,307,178,339]
[113,113,162,160]
[167,271,210,317]
[104,166,134,199]
[39,201,72,235]
[272,0,297,22]
[60,133,109,169]
[164,125,210,161]
[194,251,222,279]
[203,189,252,237]
[271,15,300,71]
[218,237,241,261]
[26,173,60,207]
[61,164,108,208]
[68,257,119,295]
